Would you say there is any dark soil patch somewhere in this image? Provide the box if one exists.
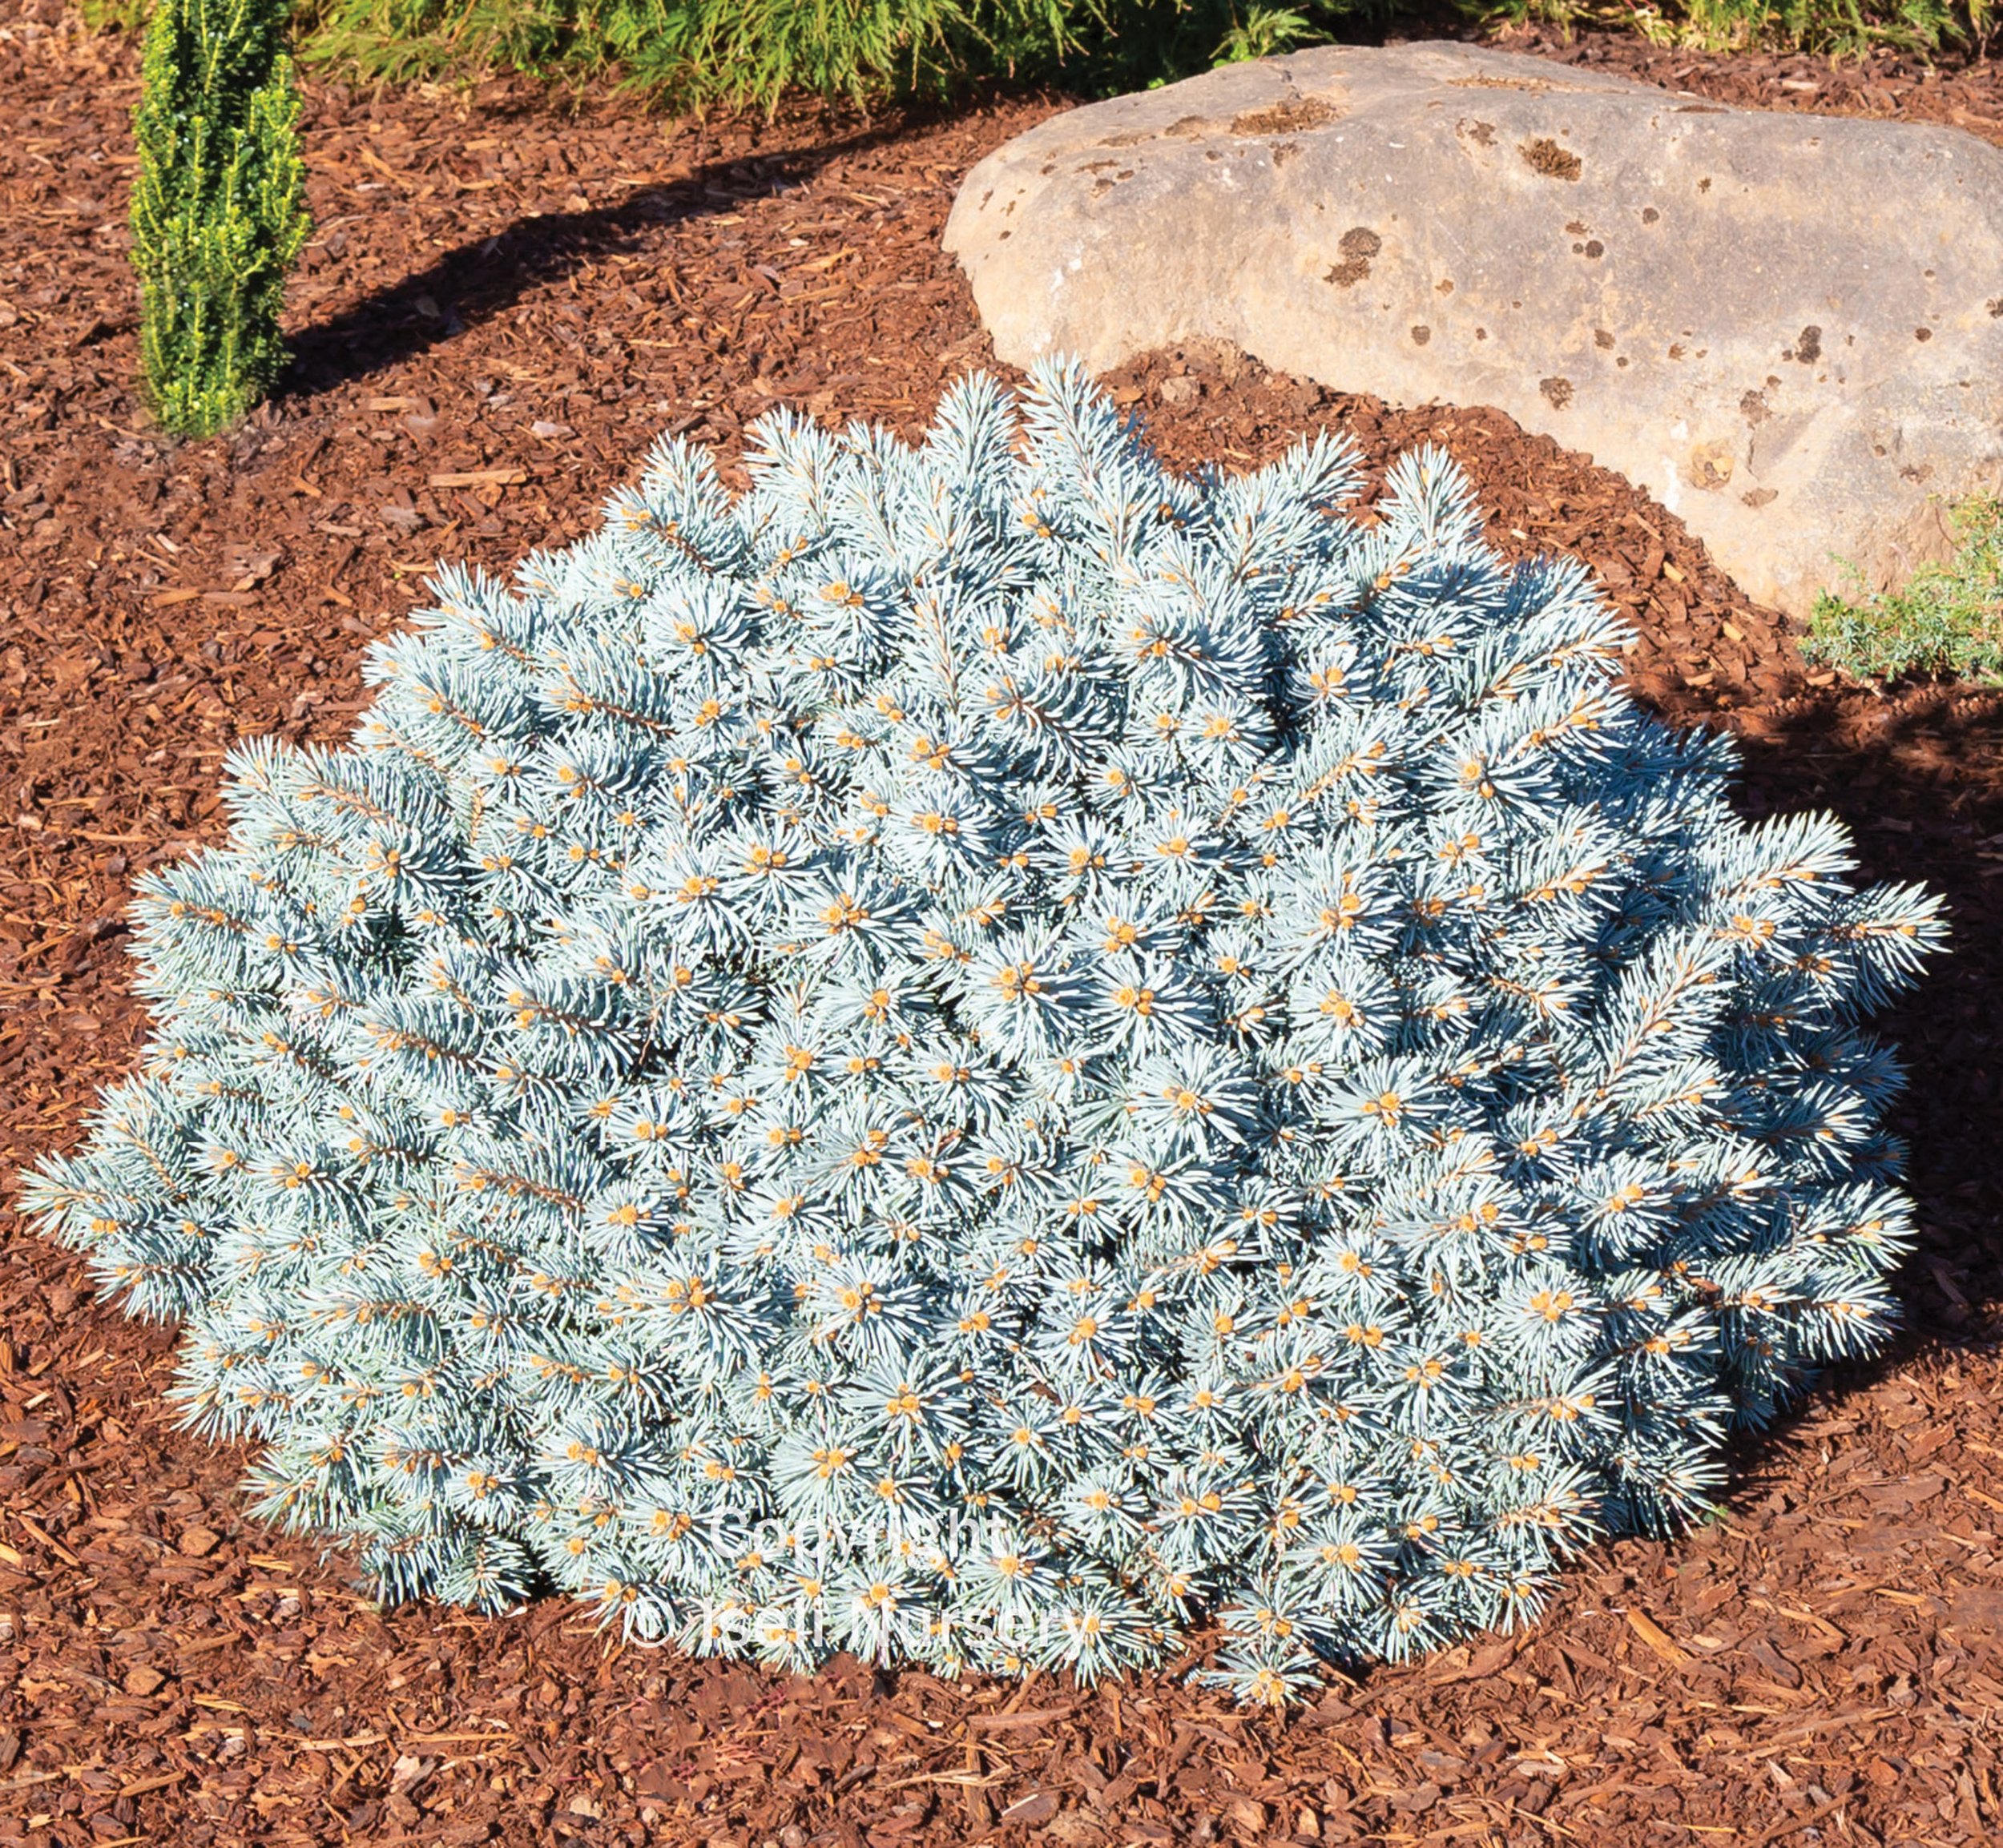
[3,5,2003,1846]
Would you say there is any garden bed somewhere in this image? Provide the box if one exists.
[2,3,2003,1843]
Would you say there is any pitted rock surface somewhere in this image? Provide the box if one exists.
[944,40,2003,618]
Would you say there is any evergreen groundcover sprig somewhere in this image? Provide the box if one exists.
[131,0,311,437]
[25,367,1944,1703]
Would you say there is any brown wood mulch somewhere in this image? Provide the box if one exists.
[4,2,2003,1844]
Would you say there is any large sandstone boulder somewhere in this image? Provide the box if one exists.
[944,41,2003,618]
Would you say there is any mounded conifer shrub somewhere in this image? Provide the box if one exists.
[25,367,1944,1702]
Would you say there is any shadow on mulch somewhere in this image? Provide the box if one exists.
[1730,690,2003,1361]
[284,122,913,393]
[1632,684,2003,1521]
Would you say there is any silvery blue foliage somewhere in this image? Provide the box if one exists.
[25,364,1944,1704]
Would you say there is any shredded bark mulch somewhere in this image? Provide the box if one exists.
[3,3,2003,1844]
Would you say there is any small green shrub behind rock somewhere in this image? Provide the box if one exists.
[131,0,312,437]
[1805,493,2003,686]
[24,368,1944,1702]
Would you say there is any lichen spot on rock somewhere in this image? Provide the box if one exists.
[1325,227,1382,288]
[1520,137,1582,181]
[1231,95,1340,137]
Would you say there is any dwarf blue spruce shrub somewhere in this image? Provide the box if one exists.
[25,366,1943,1702]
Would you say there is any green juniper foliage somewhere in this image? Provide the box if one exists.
[112,0,1988,101]
[131,0,312,437]
[26,368,1942,1702]
[292,0,1352,111]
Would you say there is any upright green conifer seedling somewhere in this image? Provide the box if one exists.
[131,0,310,437]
